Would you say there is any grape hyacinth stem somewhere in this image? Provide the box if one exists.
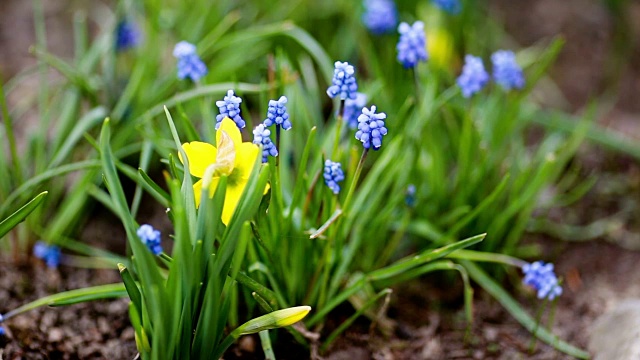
[275,124,281,167]
[412,67,421,104]
[332,100,345,157]
[528,301,546,353]
[342,148,369,215]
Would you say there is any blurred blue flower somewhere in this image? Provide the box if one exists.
[327,61,358,100]
[173,41,207,82]
[397,21,428,69]
[362,0,398,35]
[344,92,367,130]
[253,124,278,163]
[491,50,525,90]
[0,326,5,337]
[405,184,416,207]
[522,261,562,300]
[215,90,246,130]
[33,241,61,268]
[323,160,345,194]
[432,0,461,14]
[173,41,196,57]
[116,20,142,51]
[263,96,291,130]
[137,224,163,255]
[355,105,388,150]
[457,55,490,98]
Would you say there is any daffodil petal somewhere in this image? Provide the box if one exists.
[221,181,247,225]
[180,142,217,178]
[232,142,269,195]
[193,177,220,208]
[216,117,242,149]
[234,142,260,179]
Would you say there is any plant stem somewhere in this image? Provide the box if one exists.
[259,330,276,360]
[528,301,546,354]
[331,100,345,158]
[275,124,281,167]
[412,67,421,105]
[0,80,22,183]
[341,148,368,215]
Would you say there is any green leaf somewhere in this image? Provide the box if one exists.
[2,283,126,320]
[118,263,142,316]
[0,191,48,239]
[1,161,100,216]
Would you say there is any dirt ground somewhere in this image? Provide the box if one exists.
[2,0,640,359]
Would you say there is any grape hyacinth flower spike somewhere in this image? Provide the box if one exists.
[491,50,525,90]
[173,41,208,82]
[263,96,291,130]
[362,0,398,35]
[327,61,358,101]
[522,261,562,300]
[33,241,62,268]
[324,160,345,194]
[215,90,246,130]
[344,93,367,130]
[355,105,388,150]
[116,19,142,51]
[405,184,417,207]
[137,224,163,255]
[253,124,278,163]
[457,55,490,98]
[432,0,461,14]
[397,21,428,68]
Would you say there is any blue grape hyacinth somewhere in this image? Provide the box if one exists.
[457,55,490,98]
[522,261,563,300]
[137,224,163,255]
[323,160,345,194]
[405,184,416,207]
[355,105,388,150]
[397,21,428,69]
[327,61,358,100]
[215,90,246,130]
[344,92,367,130]
[432,0,461,14]
[491,50,525,90]
[253,124,278,163]
[173,41,208,82]
[263,96,291,130]
[116,20,141,51]
[362,0,398,35]
[33,241,61,268]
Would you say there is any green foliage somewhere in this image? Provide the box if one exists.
[98,117,311,359]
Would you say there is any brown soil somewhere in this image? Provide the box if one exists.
[0,261,136,359]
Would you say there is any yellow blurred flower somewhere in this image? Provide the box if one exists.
[428,27,456,70]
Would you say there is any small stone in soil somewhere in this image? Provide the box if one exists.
[48,327,64,342]
[589,299,640,360]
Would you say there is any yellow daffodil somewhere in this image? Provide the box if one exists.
[179,117,267,225]
[428,27,456,70]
